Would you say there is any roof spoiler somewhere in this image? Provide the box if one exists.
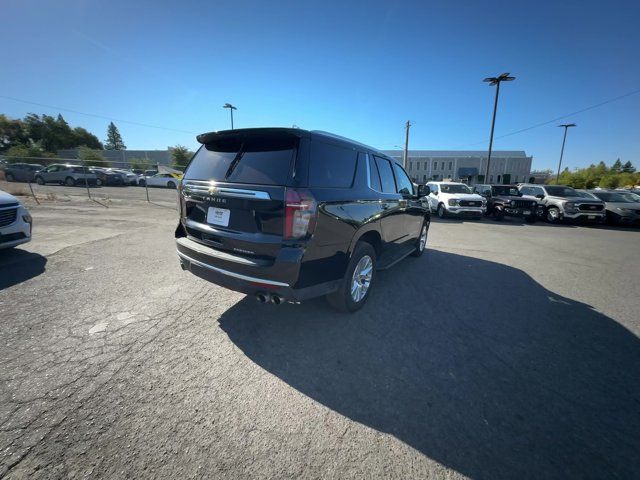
[196,128,306,145]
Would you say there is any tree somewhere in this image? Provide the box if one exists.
[104,122,126,150]
[622,161,636,173]
[78,146,110,167]
[599,175,619,189]
[611,158,623,173]
[169,145,193,167]
[72,127,103,149]
[5,142,56,164]
[0,114,28,152]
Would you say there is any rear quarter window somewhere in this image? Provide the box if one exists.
[309,140,358,188]
[374,157,397,194]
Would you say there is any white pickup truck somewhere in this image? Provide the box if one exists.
[425,182,486,219]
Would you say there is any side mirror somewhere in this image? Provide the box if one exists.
[417,185,429,197]
[535,194,545,199]
[433,190,438,196]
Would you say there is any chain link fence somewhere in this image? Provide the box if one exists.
[0,156,181,210]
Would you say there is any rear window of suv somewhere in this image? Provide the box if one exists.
[185,133,297,185]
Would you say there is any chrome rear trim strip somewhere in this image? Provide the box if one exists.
[183,181,271,200]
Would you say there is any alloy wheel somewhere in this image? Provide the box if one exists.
[350,255,373,303]
[419,226,427,251]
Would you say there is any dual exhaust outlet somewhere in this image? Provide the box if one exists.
[256,292,284,305]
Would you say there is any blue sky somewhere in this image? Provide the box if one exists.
[2,0,639,170]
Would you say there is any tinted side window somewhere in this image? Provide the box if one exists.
[365,153,382,191]
[392,163,413,196]
[430,184,439,194]
[374,157,396,193]
[309,141,357,188]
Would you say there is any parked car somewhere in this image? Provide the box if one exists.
[34,164,97,186]
[473,184,538,222]
[175,128,430,312]
[518,184,605,224]
[90,168,123,186]
[425,181,486,219]
[3,163,44,182]
[139,173,180,188]
[109,169,138,186]
[581,190,640,225]
[0,189,32,249]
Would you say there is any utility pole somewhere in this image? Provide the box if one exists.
[556,123,576,183]
[403,120,411,170]
[483,73,515,182]
[223,103,237,129]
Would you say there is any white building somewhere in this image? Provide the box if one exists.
[381,150,533,185]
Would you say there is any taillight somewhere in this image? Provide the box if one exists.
[284,188,317,240]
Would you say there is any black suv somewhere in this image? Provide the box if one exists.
[175,128,430,312]
[473,184,538,222]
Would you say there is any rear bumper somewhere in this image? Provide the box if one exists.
[176,236,338,301]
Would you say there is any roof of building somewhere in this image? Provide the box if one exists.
[381,150,529,158]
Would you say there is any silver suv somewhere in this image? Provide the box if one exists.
[518,184,605,224]
[34,164,98,186]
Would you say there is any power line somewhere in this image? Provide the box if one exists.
[0,95,197,135]
[459,87,640,148]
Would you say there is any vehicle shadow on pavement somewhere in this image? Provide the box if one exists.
[0,248,47,290]
[218,250,640,479]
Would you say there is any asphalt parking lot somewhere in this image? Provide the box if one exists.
[1,185,639,479]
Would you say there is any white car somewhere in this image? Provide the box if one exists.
[0,190,32,249]
[109,169,138,186]
[425,181,486,219]
[139,173,180,189]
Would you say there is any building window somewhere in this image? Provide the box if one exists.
[433,162,437,171]
[408,163,412,171]
[416,162,420,170]
[441,162,445,170]
[497,175,501,183]
[423,174,426,182]
[490,175,493,183]
[448,161,452,171]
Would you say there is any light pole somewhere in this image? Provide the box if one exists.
[223,103,237,129]
[556,123,576,183]
[403,120,411,170]
[483,72,515,183]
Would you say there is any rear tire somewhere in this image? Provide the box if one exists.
[139,179,146,187]
[492,208,504,221]
[65,177,75,187]
[167,181,176,189]
[36,176,45,185]
[437,203,446,219]
[410,223,428,257]
[327,242,376,313]
[5,173,14,182]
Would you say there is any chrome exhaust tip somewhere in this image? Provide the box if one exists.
[256,292,269,304]
[270,294,283,305]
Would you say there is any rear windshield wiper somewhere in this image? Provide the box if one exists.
[224,144,244,180]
